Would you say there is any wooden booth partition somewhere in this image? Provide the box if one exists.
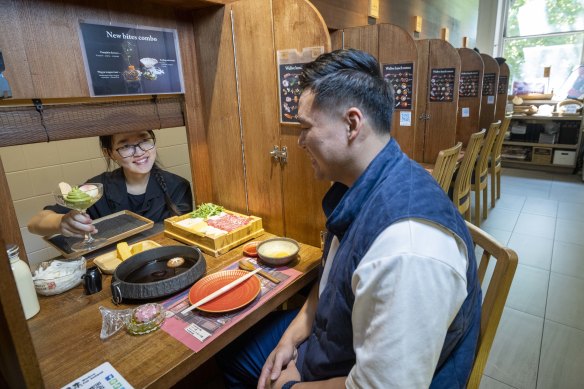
[272,0,331,246]
[333,24,419,158]
[495,62,510,122]
[456,48,484,147]
[478,53,500,131]
[415,39,461,163]
[193,0,331,247]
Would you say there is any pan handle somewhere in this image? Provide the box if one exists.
[111,280,123,305]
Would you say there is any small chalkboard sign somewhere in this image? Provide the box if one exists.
[429,68,455,102]
[382,63,414,110]
[277,47,324,124]
[44,210,154,258]
[459,70,480,98]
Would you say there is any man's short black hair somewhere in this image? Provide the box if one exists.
[299,49,394,134]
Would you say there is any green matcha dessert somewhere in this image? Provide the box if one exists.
[64,186,94,210]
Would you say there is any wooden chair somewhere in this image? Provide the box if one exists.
[451,130,485,221]
[471,121,501,226]
[490,116,511,208]
[466,221,518,389]
[422,142,462,192]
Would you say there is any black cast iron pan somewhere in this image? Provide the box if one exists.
[111,245,206,304]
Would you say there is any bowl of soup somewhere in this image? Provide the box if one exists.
[257,238,300,267]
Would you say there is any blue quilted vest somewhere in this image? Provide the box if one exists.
[300,138,481,388]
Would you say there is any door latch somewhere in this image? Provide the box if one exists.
[419,113,431,120]
[269,145,288,164]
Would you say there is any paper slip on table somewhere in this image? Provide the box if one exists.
[27,231,322,388]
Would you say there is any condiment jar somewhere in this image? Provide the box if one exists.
[6,244,40,319]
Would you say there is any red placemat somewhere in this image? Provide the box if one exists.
[161,259,301,352]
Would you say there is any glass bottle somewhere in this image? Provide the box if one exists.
[7,244,40,319]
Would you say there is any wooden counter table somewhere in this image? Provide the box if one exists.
[27,232,322,388]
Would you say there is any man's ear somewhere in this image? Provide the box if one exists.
[345,107,364,141]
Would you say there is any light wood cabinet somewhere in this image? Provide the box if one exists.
[502,114,583,172]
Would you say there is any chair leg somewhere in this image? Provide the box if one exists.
[475,189,480,226]
[482,187,488,220]
[465,205,471,222]
[496,171,501,199]
[490,172,496,208]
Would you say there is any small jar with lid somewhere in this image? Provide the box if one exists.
[7,244,40,319]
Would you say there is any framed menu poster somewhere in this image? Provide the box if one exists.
[429,68,455,102]
[382,63,414,110]
[78,21,184,96]
[459,70,479,98]
[277,47,324,124]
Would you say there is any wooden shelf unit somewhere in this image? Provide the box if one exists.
[502,114,583,171]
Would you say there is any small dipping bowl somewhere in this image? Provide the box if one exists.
[257,238,300,267]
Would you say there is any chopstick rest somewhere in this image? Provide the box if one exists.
[180,268,261,315]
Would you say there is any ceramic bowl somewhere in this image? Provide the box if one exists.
[257,238,299,267]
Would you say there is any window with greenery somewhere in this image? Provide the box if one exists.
[502,0,584,97]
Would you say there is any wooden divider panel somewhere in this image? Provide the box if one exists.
[229,0,285,236]
[416,39,461,163]
[495,62,510,122]
[273,0,331,247]
[378,24,418,157]
[457,48,484,147]
[479,53,500,131]
[341,24,379,58]
[330,29,343,50]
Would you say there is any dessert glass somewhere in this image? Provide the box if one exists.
[54,183,106,251]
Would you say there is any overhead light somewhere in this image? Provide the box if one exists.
[413,16,423,33]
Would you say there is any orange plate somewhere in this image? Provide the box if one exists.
[188,270,261,313]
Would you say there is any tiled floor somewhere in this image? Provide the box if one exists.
[477,168,584,389]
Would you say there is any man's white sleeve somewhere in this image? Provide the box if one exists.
[346,219,469,388]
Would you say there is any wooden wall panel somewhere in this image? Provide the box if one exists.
[416,39,460,163]
[231,0,284,236]
[456,48,483,146]
[192,6,245,207]
[479,53,499,131]
[342,25,379,58]
[378,24,418,157]
[414,39,430,162]
[0,0,35,98]
[330,30,343,50]
[273,0,331,247]
[495,62,510,122]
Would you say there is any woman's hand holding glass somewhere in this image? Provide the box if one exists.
[59,211,97,238]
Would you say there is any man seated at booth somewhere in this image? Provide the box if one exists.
[217,49,481,389]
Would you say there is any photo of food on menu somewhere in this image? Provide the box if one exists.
[79,22,184,96]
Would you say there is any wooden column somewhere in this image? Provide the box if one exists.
[456,48,484,147]
[495,62,510,122]
[416,39,461,163]
[478,53,500,131]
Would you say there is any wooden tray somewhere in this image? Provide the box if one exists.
[164,211,264,257]
[44,210,154,259]
[92,240,161,274]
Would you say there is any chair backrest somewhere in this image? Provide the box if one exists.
[432,142,462,192]
[465,221,518,389]
[452,129,485,215]
[490,116,511,171]
[475,121,501,182]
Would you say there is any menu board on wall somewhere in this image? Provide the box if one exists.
[429,68,455,102]
[482,73,496,96]
[382,63,414,110]
[498,76,509,94]
[79,21,184,96]
[277,47,324,124]
[459,71,479,98]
